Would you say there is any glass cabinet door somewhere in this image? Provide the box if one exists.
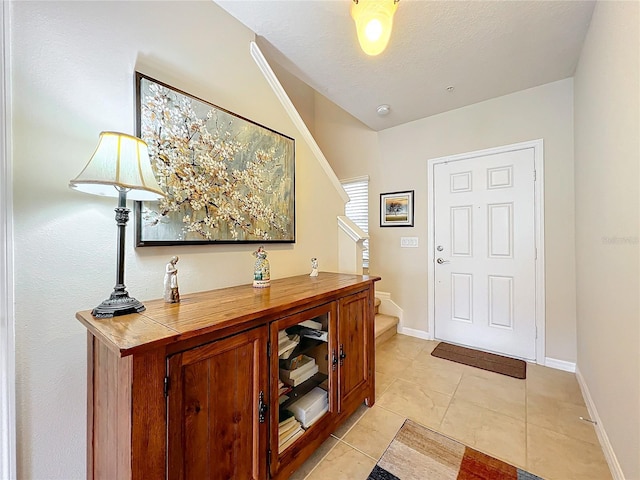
[270,302,337,475]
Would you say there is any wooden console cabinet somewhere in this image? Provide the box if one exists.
[76,272,379,480]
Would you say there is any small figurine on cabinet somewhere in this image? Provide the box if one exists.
[164,256,180,303]
[252,246,271,288]
[310,257,319,277]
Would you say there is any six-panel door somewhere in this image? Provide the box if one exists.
[433,147,537,360]
[167,326,268,480]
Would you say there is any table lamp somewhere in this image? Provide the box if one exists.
[69,131,164,318]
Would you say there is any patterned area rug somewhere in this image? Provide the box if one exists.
[368,420,542,480]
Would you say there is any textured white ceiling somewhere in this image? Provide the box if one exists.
[216,0,595,131]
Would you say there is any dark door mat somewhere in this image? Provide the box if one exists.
[431,342,526,379]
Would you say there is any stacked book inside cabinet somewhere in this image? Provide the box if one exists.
[277,316,330,453]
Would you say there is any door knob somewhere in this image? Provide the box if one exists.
[339,344,346,366]
[437,258,450,264]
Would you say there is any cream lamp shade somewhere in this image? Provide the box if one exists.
[69,131,164,318]
[69,131,164,201]
[351,0,399,56]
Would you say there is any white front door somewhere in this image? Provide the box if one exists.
[433,147,536,360]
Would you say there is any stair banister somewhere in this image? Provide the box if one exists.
[337,216,368,275]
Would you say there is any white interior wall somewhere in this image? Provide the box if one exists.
[10,1,344,478]
[574,1,639,478]
[314,79,577,363]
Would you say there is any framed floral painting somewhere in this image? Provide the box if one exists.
[134,72,295,246]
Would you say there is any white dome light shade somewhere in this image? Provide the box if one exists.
[351,0,398,56]
[69,131,164,201]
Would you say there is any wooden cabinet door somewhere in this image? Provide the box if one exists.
[337,290,373,413]
[269,302,337,479]
[167,326,268,480]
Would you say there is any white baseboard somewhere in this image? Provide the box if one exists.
[374,290,403,325]
[397,327,432,340]
[575,367,624,480]
[544,357,576,372]
[375,291,391,301]
[376,290,433,340]
[374,291,431,341]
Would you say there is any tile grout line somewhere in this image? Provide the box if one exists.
[338,437,379,462]
[374,375,396,399]
[330,406,369,440]
[303,402,378,479]
[436,367,464,431]
[374,403,404,417]
[301,437,342,480]
[455,380,528,424]
[303,437,378,480]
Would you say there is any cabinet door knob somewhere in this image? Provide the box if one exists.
[339,344,346,366]
[332,350,338,371]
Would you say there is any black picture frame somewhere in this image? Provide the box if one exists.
[134,72,296,246]
[380,190,415,227]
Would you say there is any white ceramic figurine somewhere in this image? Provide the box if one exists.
[164,256,180,303]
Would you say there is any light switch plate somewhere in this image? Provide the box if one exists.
[400,237,419,248]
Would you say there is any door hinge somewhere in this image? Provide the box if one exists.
[267,449,272,467]
[535,247,538,259]
[534,170,537,181]
[267,340,271,358]
[164,376,171,397]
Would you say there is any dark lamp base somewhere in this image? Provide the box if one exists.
[92,291,146,318]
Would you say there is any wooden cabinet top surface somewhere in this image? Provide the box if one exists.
[76,272,380,357]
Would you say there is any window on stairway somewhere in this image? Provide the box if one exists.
[341,176,369,269]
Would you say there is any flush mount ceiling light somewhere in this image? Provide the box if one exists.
[351,0,399,56]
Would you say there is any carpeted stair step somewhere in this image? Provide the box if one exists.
[375,313,398,347]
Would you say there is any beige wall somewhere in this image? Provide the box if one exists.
[574,1,640,478]
[313,92,381,181]
[314,79,577,363]
[270,60,317,135]
[10,1,343,477]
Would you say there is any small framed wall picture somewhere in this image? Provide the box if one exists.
[380,190,414,227]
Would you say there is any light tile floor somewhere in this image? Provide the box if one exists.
[290,334,612,480]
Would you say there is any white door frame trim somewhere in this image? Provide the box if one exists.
[427,139,546,364]
[0,1,16,477]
